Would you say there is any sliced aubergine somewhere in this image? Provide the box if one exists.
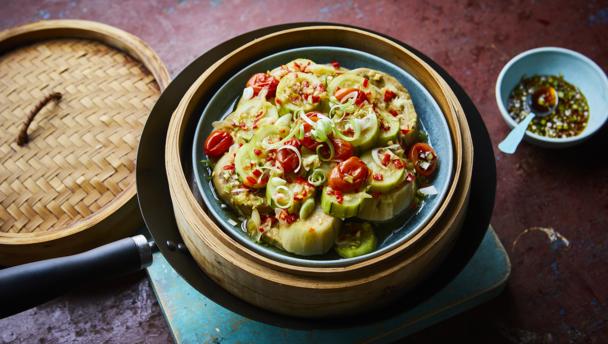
[211,150,268,216]
[350,68,418,139]
[357,179,416,222]
[220,97,278,143]
[263,205,341,256]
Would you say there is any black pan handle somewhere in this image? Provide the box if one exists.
[0,235,153,318]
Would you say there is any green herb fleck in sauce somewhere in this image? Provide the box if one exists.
[507,75,589,138]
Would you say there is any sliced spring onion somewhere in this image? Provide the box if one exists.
[272,185,293,209]
[275,113,292,127]
[307,168,326,186]
[312,117,333,142]
[296,123,305,140]
[300,110,317,127]
[261,124,298,149]
[341,90,359,102]
[316,142,334,161]
[278,144,302,173]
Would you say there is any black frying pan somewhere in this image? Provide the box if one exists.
[0,23,496,329]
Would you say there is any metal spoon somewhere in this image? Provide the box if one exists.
[498,86,558,154]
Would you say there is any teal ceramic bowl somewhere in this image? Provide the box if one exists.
[496,47,608,147]
[192,46,454,267]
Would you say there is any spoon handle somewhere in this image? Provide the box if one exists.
[498,113,535,154]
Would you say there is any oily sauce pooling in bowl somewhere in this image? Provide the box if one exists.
[508,74,589,138]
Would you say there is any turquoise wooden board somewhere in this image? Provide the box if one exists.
[147,227,510,343]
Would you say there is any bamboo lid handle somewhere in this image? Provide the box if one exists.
[16,92,62,146]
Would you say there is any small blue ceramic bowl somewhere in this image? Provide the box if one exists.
[496,47,608,148]
[193,46,453,267]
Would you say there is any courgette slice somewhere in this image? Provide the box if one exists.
[335,222,377,258]
[320,187,370,218]
[360,150,405,193]
[275,72,325,114]
[327,72,366,96]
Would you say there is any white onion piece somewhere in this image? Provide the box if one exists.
[242,87,254,100]
[231,188,248,194]
[418,185,438,196]
[275,113,292,127]
[419,161,431,170]
[227,218,238,226]
[278,144,302,173]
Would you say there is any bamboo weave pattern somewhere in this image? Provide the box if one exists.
[0,39,160,233]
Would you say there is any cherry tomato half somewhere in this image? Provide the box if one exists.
[332,139,354,161]
[204,130,233,159]
[328,156,369,193]
[277,145,300,174]
[318,138,354,161]
[246,73,279,98]
[409,143,438,177]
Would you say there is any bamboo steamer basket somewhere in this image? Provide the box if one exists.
[0,20,170,265]
[166,26,473,318]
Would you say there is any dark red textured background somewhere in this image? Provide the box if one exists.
[1,1,607,343]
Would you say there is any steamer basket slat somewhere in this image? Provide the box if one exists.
[166,26,473,317]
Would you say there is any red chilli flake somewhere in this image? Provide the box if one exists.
[253,148,262,156]
[252,169,262,177]
[373,173,384,181]
[223,164,235,170]
[389,109,399,117]
[381,153,391,167]
[384,90,396,102]
[406,172,415,183]
[393,159,405,169]
[330,61,340,69]
[363,78,369,87]
[400,128,411,135]
[246,176,257,185]
[286,213,298,224]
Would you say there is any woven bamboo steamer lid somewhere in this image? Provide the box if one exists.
[166,26,473,317]
[0,20,170,265]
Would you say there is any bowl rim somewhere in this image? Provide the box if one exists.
[192,45,455,268]
[495,46,608,144]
